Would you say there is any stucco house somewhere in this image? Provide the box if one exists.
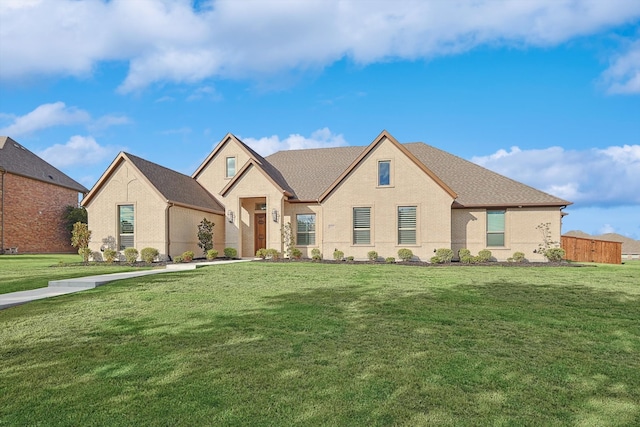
[83,130,571,261]
[0,136,88,254]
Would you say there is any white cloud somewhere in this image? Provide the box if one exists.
[243,127,347,156]
[2,0,640,92]
[603,38,640,94]
[0,102,131,136]
[38,135,119,168]
[472,144,640,206]
[0,102,90,136]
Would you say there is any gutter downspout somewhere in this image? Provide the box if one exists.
[166,203,173,261]
[1,168,5,253]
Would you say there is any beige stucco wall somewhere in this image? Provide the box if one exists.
[168,205,224,259]
[195,140,253,196]
[321,137,454,261]
[85,161,168,260]
[221,164,285,257]
[452,207,563,261]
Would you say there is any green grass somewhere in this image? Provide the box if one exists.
[1,262,639,426]
[0,254,150,294]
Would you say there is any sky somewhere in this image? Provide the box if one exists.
[1,0,639,239]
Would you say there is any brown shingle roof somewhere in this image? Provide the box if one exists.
[265,140,570,207]
[0,136,88,193]
[124,153,224,213]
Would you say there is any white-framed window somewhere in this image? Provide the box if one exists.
[378,160,390,186]
[118,205,134,250]
[296,214,316,246]
[487,210,505,247]
[398,206,417,245]
[225,157,236,178]
[353,207,371,245]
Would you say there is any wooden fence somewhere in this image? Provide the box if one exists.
[561,235,622,264]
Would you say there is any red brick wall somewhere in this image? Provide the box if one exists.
[2,173,80,253]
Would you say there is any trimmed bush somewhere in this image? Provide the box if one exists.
[333,250,344,261]
[430,256,441,264]
[91,251,103,262]
[181,251,195,262]
[512,251,526,263]
[346,256,354,263]
[397,248,413,262]
[224,247,238,258]
[544,247,566,262]
[477,249,492,263]
[103,248,117,263]
[385,257,395,264]
[435,248,454,263]
[265,248,280,260]
[255,248,267,259]
[367,251,378,262]
[311,248,322,261]
[206,249,218,260]
[124,247,138,263]
[173,256,183,263]
[141,247,159,263]
[291,248,302,259]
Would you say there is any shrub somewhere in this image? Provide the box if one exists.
[458,249,476,264]
[397,248,414,262]
[255,248,267,259]
[181,251,195,262]
[124,247,138,263]
[512,251,526,263]
[197,218,215,255]
[346,256,354,263]
[291,248,302,259]
[91,251,103,262]
[103,248,117,263]
[206,249,218,260]
[173,256,183,263]
[265,248,280,260]
[435,248,454,263]
[311,248,322,261]
[141,247,159,263]
[367,251,378,262]
[544,247,566,262]
[477,249,492,263]
[385,257,395,264]
[333,249,344,261]
[430,256,442,264]
[458,248,471,259]
[71,222,92,262]
[224,247,238,258]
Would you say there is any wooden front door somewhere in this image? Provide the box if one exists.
[254,213,266,252]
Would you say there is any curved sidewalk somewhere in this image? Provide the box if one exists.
[0,259,250,310]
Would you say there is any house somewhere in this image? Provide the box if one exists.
[0,136,89,254]
[83,130,571,261]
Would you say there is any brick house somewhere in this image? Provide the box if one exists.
[84,130,571,261]
[0,137,88,254]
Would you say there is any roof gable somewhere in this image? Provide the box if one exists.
[82,152,224,213]
[0,136,88,193]
[220,158,293,198]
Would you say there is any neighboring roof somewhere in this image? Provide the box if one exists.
[83,152,224,213]
[265,134,571,207]
[564,230,640,254]
[0,136,88,193]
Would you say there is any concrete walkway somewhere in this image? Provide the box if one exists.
[0,259,251,310]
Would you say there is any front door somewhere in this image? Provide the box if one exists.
[254,213,266,253]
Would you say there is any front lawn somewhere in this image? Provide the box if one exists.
[0,254,150,294]
[1,262,639,425]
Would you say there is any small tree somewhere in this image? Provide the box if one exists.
[63,206,87,239]
[197,218,215,255]
[536,222,563,262]
[71,222,91,262]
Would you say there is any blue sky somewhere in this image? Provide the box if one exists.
[1,0,639,238]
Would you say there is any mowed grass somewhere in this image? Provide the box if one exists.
[1,262,639,426]
[0,254,150,294]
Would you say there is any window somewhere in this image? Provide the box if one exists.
[296,214,316,245]
[487,210,505,247]
[119,205,134,250]
[353,207,371,244]
[378,160,390,186]
[226,157,236,178]
[398,206,417,244]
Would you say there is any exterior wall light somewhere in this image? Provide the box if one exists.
[227,210,235,223]
[272,209,279,222]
